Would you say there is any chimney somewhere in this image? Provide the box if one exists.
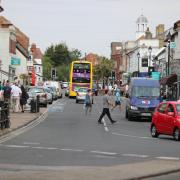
[31,43,36,52]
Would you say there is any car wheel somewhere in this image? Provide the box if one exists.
[76,99,78,103]
[173,128,180,141]
[44,103,48,107]
[151,125,159,138]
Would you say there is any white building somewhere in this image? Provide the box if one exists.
[0,16,29,83]
[30,43,43,86]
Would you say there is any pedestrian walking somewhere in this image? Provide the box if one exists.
[0,81,4,102]
[98,89,116,124]
[20,85,29,113]
[11,82,22,112]
[3,80,12,104]
[85,89,92,115]
[112,87,121,111]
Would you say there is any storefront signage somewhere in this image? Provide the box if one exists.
[11,57,21,65]
[170,42,176,49]
[142,58,148,67]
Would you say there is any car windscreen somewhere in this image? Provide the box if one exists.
[29,88,44,93]
[176,104,180,116]
[132,86,160,97]
[78,88,87,93]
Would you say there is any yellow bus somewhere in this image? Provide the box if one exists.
[69,61,93,97]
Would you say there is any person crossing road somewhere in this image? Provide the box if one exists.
[98,89,116,124]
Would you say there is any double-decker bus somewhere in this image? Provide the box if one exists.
[69,61,93,97]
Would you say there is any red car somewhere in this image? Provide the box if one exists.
[151,101,180,141]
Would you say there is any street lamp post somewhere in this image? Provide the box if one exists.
[148,46,152,68]
[166,31,171,76]
[137,52,140,77]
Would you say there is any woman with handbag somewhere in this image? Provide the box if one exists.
[20,85,29,113]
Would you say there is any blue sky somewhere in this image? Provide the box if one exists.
[1,0,180,57]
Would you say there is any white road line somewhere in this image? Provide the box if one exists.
[60,149,84,152]
[4,145,29,148]
[90,151,117,156]
[156,157,180,161]
[32,147,59,150]
[23,142,40,145]
[112,132,151,139]
[102,118,109,132]
[122,153,149,158]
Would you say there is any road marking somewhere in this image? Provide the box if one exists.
[32,147,59,150]
[60,149,84,152]
[102,118,109,132]
[156,157,180,161]
[122,153,149,158]
[90,151,117,156]
[112,132,151,139]
[4,145,29,148]
[23,142,40,145]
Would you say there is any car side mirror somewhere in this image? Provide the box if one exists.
[167,112,175,117]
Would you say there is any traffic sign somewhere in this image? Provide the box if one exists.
[170,42,176,49]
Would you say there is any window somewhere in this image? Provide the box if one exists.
[158,103,167,114]
[167,104,174,113]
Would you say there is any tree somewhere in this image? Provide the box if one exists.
[70,49,82,61]
[44,43,70,66]
[94,57,114,88]
[56,64,70,81]
[42,56,52,80]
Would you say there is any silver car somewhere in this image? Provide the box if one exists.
[76,88,88,103]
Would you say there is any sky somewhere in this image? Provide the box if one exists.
[1,0,180,58]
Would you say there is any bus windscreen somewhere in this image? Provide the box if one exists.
[72,63,90,83]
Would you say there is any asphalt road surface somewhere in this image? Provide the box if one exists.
[0,95,180,179]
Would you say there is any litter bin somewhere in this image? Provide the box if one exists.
[30,95,39,113]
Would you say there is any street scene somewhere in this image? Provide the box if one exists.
[0,0,180,180]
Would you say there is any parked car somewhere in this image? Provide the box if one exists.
[151,101,180,141]
[65,87,69,97]
[44,87,53,104]
[44,81,62,98]
[46,86,58,100]
[76,88,93,104]
[27,86,48,107]
[62,82,69,89]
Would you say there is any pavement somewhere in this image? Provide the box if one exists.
[1,100,180,180]
[0,105,47,137]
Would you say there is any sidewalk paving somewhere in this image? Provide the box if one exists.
[0,107,47,137]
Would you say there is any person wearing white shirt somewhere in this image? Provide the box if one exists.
[11,83,22,112]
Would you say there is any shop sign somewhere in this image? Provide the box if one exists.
[142,58,148,67]
[11,57,21,65]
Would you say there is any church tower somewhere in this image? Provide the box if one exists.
[136,14,149,39]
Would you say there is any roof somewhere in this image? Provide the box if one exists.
[32,48,43,59]
[160,74,177,86]
[131,78,160,87]
[136,15,148,24]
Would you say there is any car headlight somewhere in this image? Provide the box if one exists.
[130,106,138,110]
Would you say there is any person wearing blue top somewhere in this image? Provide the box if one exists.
[112,88,121,111]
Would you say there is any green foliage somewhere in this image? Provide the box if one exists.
[56,64,70,81]
[94,57,114,81]
[43,43,82,81]
[42,56,52,80]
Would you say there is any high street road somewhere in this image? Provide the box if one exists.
[0,95,180,179]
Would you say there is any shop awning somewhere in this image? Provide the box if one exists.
[160,74,177,86]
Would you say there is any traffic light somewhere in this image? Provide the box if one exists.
[51,68,56,79]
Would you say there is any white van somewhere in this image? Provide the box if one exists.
[44,81,62,98]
